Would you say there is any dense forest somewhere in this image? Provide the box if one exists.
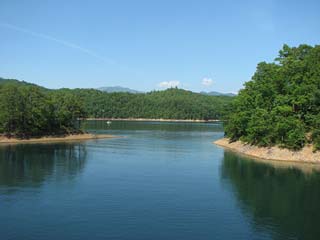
[0,78,233,137]
[74,87,233,120]
[225,44,320,151]
[0,79,85,137]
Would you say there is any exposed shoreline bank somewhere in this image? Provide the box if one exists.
[85,118,220,123]
[0,133,117,144]
[214,138,320,164]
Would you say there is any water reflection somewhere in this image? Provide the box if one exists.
[0,143,87,191]
[221,151,320,240]
[84,120,224,132]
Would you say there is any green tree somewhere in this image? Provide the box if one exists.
[225,44,320,151]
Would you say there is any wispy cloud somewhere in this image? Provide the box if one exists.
[158,80,180,88]
[201,77,213,87]
[0,22,115,64]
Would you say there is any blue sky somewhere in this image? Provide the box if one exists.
[0,0,319,93]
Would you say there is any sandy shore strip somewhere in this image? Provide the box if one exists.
[214,138,320,164]
[0,134,117,144]
[85,118,220,123]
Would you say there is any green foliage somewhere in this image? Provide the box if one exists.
[225,44,320,150]
[0,81,85,137]
[312,130,320,152]
[244,108,274,147]
[68,87,233,120]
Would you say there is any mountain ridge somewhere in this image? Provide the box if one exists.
[1,78,236,96]
[200,91,236,97]
[98,86,142,93]
[98,85,236,96]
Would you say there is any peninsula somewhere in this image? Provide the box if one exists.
[0,133,116,144]
[215,44,320,163]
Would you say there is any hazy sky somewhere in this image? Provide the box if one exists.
[0,0,319,93]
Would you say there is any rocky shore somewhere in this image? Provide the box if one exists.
[214,138,320,164]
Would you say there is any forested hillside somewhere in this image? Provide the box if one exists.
[225,44,320,151]
[0,78,233,137]
[0,80,85,137]
[73,87,233,120]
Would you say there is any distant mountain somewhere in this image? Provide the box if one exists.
[200,91,236,97]
[98,86,236,96]
[98,86,142,94]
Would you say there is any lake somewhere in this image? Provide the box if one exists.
[1,121,320,240]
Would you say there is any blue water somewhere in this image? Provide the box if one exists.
[0,121,320,240]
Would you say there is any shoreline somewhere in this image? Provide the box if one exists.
[214,138,320,164]
[0,133,117,144]
[85,118,220,123]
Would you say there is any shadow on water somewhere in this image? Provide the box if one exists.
[221,151,320,240]
[0,143,87,192]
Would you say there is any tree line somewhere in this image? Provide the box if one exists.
[0,78,233,138]
[225,44,320,151]
[0,80,85,137]
[74,87,233,120]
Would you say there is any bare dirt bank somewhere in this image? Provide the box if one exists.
[85,118,220,123]
[214,138,320,164]
[0,134,117,144]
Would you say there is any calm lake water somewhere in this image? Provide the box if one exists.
[1,121,320,240]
